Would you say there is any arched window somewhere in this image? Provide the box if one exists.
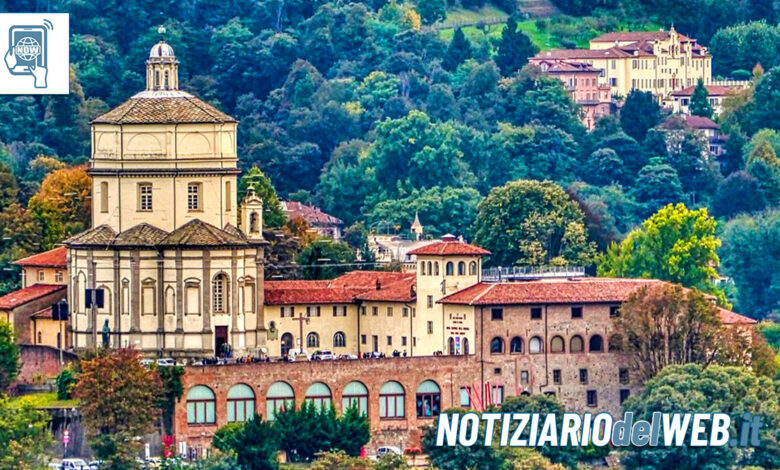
[380,381,405,419]
[469,261,477,275]
[529,336,543,354]
[307,332,319,348]
[266,381,294,421]
[342,381,368,416]
[570,335,584,353]
[37,331,42,344]
[434,262,439,275]
[227,384,255,423]
[427,261,432,276]
[305,382,332,410]
[608,334,624,352]
[333,331,346,348]
[249,212,259,233]
[448,337,455,355]
[510,336,524,354]
[154,71,160,89]
[445,262,454,275]
[550,336,565,353]
[212,274,228,313]
[490,337,505,354]
[186,385,215,424]
[421,262,426,275]
[463,338,469,355]
[164,71,170,89]
[589,335,604,352]
[457,261,466,275]
[416,380,441,418]
[281,332,293,357]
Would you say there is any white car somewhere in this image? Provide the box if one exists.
[139,359,155,367]
[311,350,335,360]
[338,353,358,360]
[376,446,402,458]
[156,358,176,367]
[288,349,310,361]
[60,459,90,470]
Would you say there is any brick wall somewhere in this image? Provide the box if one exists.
[16,344,78,384]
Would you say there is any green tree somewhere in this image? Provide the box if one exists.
[721,211,780,319]
[748,66,780,135]
[0,162,18,212]
[415,0,446,25]
[623,364,780,470]
[73,349,163,470]
[0,321,19,391]
[27,166,91,250]
[599,204,724,299]
[157,365,184,435]
[214,416,279,470]
[631,158,685,217]
[689,78,714,118]
[620,90,661,142]
[712,171,766,218]
[583,148,625,185]
[745,140,780,206]
[0,396,53,469]
[495,17,538,76]
[473,180,596,266]
[56,367,77,400]
[297,238,356,279]
[443,28,472,71]
[238,167,286,228]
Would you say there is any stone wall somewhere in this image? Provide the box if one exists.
[16,344,78,385]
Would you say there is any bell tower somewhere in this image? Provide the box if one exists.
[240,185,264,241]
[146,26,178,91]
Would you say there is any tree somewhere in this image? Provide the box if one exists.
[583,148,625,185]
[631,158,685,216]
[415,0,446,25]
[238,166,286,228]
[157,365,184,435]
[297,238,356,279]
[213,416,279,470]
[0,163,18,211]
[0,396,53,469]
[748,66,780,135]
[473,180,596,266]
[56,367,76,400]
[721,211,780,319]
[614,283,737,382]
[599,204,724,299]
[623,364,780,470]
[712,171,766,218]
[443,28,472,71]
[27,166,91,250]
[495,17,538,76]
[0,321,19,391]
[620,90,661,142]
[745,140,780,206]
[689,78,713,118]
[73,349,163,470]
[422,408,504,470]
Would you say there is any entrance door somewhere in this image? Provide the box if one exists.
[215,326,228,356]
[281,333,293,358]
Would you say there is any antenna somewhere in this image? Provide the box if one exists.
[43,19,53,30]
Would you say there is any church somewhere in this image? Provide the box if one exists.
[66,34,267,357]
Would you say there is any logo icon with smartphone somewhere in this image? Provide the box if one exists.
[4,23,49,88]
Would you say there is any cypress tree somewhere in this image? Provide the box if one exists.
[443,28,472,71]
[495,16,538,76]
[689,78,713,118]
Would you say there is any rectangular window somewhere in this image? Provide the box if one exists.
[387,336,392,346]
[580,369,588,385]
[187,183,202,211]
[138,183,152,211]
[491,308,503,320]
[37,270,44,282]
[587,390,598,407]
[361,334,366,345]
[402,336,407,346]
[531,307,542,319]
[571,306,583,319]
[413,337,417,347]
[427,295,433,308]
[372,306,378,316]
[333,306,338,316]
[610,305,620,317]
[460,387,471,407]
[620,389,630,404]
[55,271,63,283]
[360,306,366,316]
[225,181,231,212]
[492,386,504,405]
[521,370,529,385]
[619,368,630,385]
[387,307,393,317]
[427,321,433,334]
[402,307,409,317]
[553,369,562,385]
[100,181,108,213]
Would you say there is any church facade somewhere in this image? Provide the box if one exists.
[66,37,268,357]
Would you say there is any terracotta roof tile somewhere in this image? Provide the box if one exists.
[670,85,740,97]
[329,271,414,289]
[282,201,343,226]
[264,285,365,305]
[408,240,490,256]
[92,91,236,124]
[14,247,67,268]
[264,271,417,305]
[355,276,416,302]
[113,223,169,246]
[591,31,691,43]
[534,48,632,60]
[0,284,66,310]
[65,225,117,246]
[718,308,757,325]
[160,219,247,246]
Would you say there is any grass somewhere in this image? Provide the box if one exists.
[11,392,78,409]
[440,4,509,28]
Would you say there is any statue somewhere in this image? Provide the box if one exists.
[101,319,110,349]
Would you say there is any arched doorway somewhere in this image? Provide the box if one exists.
[448,337,455,355]
[281,333,293,358]
[463,338,469,355]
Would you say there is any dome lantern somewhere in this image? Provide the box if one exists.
[146,26,178,91]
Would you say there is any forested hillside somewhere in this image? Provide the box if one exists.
[0,0,779,320]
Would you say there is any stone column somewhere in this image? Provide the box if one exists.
[156,253,165,352]
[113,251,121,348]
[201,250,212,354]
[129,250,141,349]
[230,249,241,351]
[254,245,266,348]
[175,248,184,353]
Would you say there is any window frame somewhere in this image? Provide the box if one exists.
[187,182,203,211]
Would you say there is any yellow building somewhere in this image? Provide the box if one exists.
[66,33,267,357]
[532,27,711,100]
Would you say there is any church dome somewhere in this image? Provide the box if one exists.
[149,41,174,58]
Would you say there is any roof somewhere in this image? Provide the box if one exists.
[14,247,67,269]
[0,284,66,310]
[30,307,54,320]
[537,60,601,73]
[65,225,117,246]
[717,308,756,325]
[439,278,660,306]
[683,115,720,130]
[355,275,416,302]
[264,271,416,305]
[113,223,169,246]
[264,285,365,305]
[535,48,632,60]
[591,30,691,43]
[407,239,490,256]
[92,91,235,125]
[670,85,740,97]
[329,271,414,289]
[161,219,247,246]
[282,201,343,227]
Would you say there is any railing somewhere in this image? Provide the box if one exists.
[482,266,586,282]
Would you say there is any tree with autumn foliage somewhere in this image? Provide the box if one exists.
[27,165,91,250]
[72,349,162,470]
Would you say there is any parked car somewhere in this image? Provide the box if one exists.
[287,349,310,361]
[139,359,155,367]
[59,459,90,470]
[338,353,358,360]
[88,461,104,470]
[311,350,335,361]
[156,358,175,367]
[47,463,61,470]
[376,446,402,458]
